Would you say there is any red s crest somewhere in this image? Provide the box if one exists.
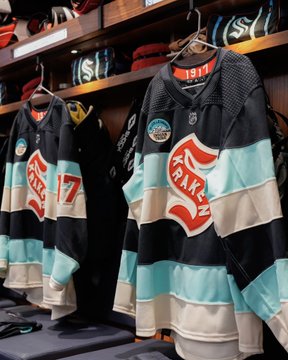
[167,134,218,237]
[27,150,47,221]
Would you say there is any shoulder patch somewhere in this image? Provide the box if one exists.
[148,118,171,143]
[15,138,27,156]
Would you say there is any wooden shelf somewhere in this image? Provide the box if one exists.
[0,63,164,115]
[226,30,288,54]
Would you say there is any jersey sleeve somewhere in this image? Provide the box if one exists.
[49,114,88,291]
[0,118,19,276]
[113,109,147,317]
[205,84,288,349]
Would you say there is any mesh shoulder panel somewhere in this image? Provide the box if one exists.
[142,72,181,115]
[220,51,262,117]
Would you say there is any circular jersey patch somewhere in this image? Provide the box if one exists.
[15,138,27,156]
[148,118,171,143]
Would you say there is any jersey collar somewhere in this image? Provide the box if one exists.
[161,47,226,109]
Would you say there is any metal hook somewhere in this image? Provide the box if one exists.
[39,62,45,87]
[188,8,201,39]
[35,56,40,72]
[189,0,194,12]
[187,0,194,20]
[35,56,44,87]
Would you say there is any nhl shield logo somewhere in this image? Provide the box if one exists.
[167,133,218,237]
[189,112,198,125]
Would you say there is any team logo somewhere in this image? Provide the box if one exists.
[26,150,47,221]
[189,112,198,125]
[167,134,218,237]
[15,138,27,156]
[81,58,94,82]
[229,16,253,39]
[148,118,171,143]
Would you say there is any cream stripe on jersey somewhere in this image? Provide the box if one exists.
[0,186,86,220]
[1,187,12,212]
[129,187,179,225]
[209,179,282,237]
[56,192,86,219]
[268,303,288,352]
[135,294,238,340]
[116,288,240,341]
[113,281,136,317]
[234,313,263,353]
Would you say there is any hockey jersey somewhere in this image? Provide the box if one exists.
[0,96,87,319]
[113,48,288,359]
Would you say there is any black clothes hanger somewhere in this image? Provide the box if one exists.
[28,59,54,101]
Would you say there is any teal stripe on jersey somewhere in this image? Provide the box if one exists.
[58,160,81,177]
[144,153,169,189]
[57,160,84,191]
[9,239,42,264]
[46,163,58,193]
[205,139,275,201]
[4,163,13,187]
[6,161,82,193]
[275,259,288,301]
[5,162,28,188]
[118,250,137,286]
[51,248,79,285]
[124,153,169,204]
[137,261,233,304]
[43,248,55,276]
[5,162,59,193]
[134,152,141,169]
[0,235,9,262]
[227,274,252,313]
[242,264,281,321]
[123,164,144,204]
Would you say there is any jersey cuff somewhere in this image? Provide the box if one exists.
[49,277,64,291]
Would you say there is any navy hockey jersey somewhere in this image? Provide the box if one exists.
[0,96,87,319]
[113,48,288,359]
